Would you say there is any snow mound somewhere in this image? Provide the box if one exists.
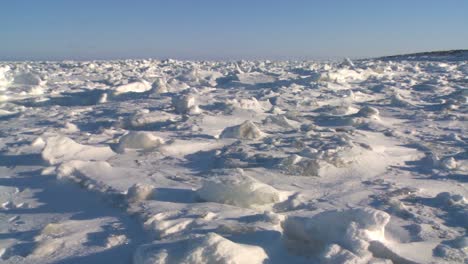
[356,106,380,118]
[282,207,390,260]
[280,154,323,177]
[42,136,115,165]
[319,69,364,84]
[226,97,263,111]
[340,57,356,69]
[133,233,268,264]
[143,211,196,239]
[0,65,12,88]
[434,192,467,207]
[30,219,110,258]
[13,72,45,86]
[114,81,152,95]
[0,71,45,98]
[390,93,412,107]
[127,183,155,202]
[151,78,168,94]
[196,171,281,208]
[57,160,112,180]
[264,115,300,129]
[172,94,199,114]
[219,120,265,140]
[125,111,177,129]
[117,131,164,152]
[235,72,276,85]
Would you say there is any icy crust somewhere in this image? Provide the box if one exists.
[41,136,115,165]
[282,208,390,262]
[134,233,268,264]
[196,171,281,208]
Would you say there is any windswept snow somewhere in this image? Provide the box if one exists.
[0,55,467,263]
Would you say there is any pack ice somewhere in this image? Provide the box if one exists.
[0,53,467,263]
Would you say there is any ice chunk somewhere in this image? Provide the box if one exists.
[116,131,164,152]
[127,183,155,202]
[133,233,268,264]
[125,111,177,129]
[41,136,115,165]
[0,66,12,88]
[114,81,151,94]
[151,78,168,94]
[434,192,466,206]
[441,157,458,170]
[341,57,356,69]
[144,212,195,239]
[356,106,380,118]
[196,171,281,208]
[13,72,44,86]
[280,154,322,177]
[390,93,411,107]
[219,120,265,140]
[98,92,108,103]
[320,244,369,264]
[31,137,46,149]
[282,207,390,258]
[172,94,197,114]
[226,97,262,111]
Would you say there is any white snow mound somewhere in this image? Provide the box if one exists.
[219,120,265,140]
[356,106,380,118]
[126,111,177,128]
[172,94,197,114]
[42,136,115,165]
[0,66,12,88]
[117,131,164,152]
[282,207,390,260]
[13,72,45,86]
[133,233,268,264]
[127,183,155,202]
[196,171,281,208]
[114,81,152,95]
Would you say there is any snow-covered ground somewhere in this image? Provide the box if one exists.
[0,55,466,264]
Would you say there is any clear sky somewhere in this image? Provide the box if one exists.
[1,0,467,60]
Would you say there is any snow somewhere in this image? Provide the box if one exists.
[171,94,198,114]
[116,131,165,152]
[196,170,282,208]
[0,55,467,264]
[113,81,152,95]
[219,120,265,140]
[282,208,390,260]
[127,183,155,202]
[134,233,268,264]
[41,136,115,165]
[13,72,44,86]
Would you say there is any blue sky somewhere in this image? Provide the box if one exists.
[1,0,467,60]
